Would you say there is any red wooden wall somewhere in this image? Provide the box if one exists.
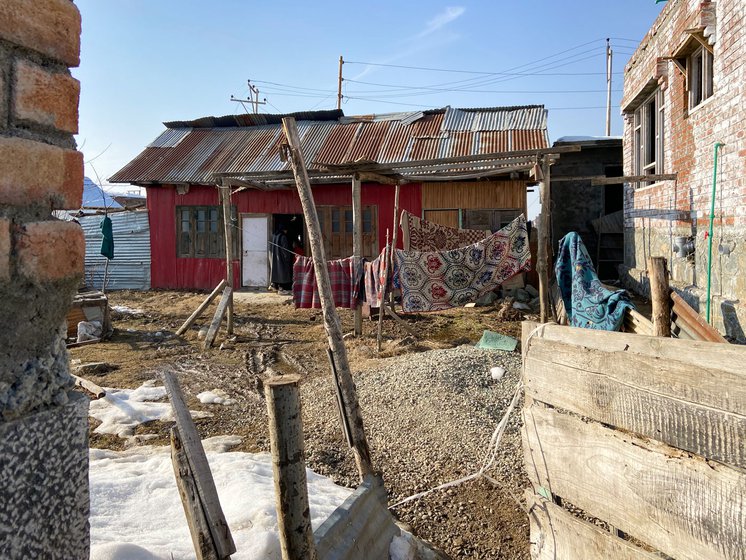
[147,182,422,290]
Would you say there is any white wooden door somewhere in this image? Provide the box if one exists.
[241,214,269,287]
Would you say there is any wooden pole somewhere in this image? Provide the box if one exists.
[265,375,319,560]
[203,286,233,350]
[163,372,236,559]
[377,229,389,352]
[337,56,343,110]
[389,182,401,306]
[281,117,374,481]
[648,256,672,337]
[219,182,234,335]
[537,157,551,322]
[171,427,220,560]
[352,174,363,336]
[176,279,228,336]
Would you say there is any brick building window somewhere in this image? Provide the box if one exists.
[176,205,238,258]
[687,46,713,109]
[633,89,665,179]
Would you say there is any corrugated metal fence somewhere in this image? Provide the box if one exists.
[79,211,151,290]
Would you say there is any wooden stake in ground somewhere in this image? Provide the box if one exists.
[177,279,228,336]
[171,427,221,560]
[204,286,233,350]
[281,116,374,481]
[389,182,401,305]
[536,157,551,322]
[219,182,235,335]
[352,174,363,336]
[265,375,319,560]
[163,372,236,559]
[377,229,389,352]
[648,256,672,337]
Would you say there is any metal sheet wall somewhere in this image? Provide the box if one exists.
[79,211,151,291]
[147,183,422,290]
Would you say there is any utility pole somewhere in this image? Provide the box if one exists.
[337,56,344,110]
[605,38,613,136]
[230,80,267,114]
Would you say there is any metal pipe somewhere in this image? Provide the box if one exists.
[706,142,724,324]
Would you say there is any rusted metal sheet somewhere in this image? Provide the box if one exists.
[111,106,548,185]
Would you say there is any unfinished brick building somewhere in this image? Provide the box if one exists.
[0,0,89,557]
[619,0,746,340]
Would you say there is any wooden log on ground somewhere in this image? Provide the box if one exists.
[648,257,671,337]
[203,287,233,350]
[282,117,374,481]
[383,304,419,338]
[163,372,236,558]
[265,375,319,560]
[171,427,221,560]
[71,374,106,398]
[177,279,228,336]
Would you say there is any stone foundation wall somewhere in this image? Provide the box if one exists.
[0,1,89,557]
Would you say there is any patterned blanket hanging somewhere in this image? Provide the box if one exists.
[555,232,633,331]
[394,215,531,312]
[400,210,490,251]
[363,248,388,308]
[293,256,361,309]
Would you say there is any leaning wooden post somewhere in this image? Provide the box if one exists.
[352,174,363,336]
[648,256,672,337]
[265,376,318,560]
[536,158,551,322]
[282,117,374,481]
[219,181,234,335]
[377,229,389,352]
[176,279,228,336]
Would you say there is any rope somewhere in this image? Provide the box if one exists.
[388,322,547,511]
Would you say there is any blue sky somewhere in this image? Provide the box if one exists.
[74,0,666,200]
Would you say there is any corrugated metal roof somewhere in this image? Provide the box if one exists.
[79,211,150,290]
[110,105,548,184]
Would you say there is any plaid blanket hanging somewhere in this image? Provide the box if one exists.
[363,247,389,308]
[394,215,531,312]
[293,256,361,309]
[400,210,491,251]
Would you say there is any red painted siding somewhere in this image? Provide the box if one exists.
[147,182,422,290]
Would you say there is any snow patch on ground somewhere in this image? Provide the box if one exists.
[89,436,353,560]
[197,389,235,406]
[88,380,212,439]
[111,305,145,315]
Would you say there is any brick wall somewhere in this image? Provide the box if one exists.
[620,0,746,339]
[0,0,84,420]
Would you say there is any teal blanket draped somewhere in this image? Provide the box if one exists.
[555,232,632,331]
[100,215,114,259]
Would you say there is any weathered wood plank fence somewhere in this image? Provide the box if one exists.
[522,322,745,560]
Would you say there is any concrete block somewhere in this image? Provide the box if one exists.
[0,137,83,209]
[0,0,81,66]
[17,220,84,282]
[13,59,80,133]
[0,392,90,559]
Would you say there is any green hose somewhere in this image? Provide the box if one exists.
[706,142,724,324]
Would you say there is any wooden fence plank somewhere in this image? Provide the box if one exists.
[164,372,236,558]
[523,403,746,560]
[527,493,660,560]
[528,323,741,374]
[176,279,227,336]
[525,340,745,468]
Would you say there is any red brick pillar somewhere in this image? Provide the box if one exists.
[0,1,90,557]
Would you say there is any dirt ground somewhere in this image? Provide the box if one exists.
[73,288,532,559]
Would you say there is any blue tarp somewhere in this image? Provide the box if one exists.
[555,232,633,331]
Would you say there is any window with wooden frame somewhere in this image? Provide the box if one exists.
[462,208,521,232]
[633,89,665,182]
[317,204,378,259]
[687,45,713,109]
[176,205,238,258]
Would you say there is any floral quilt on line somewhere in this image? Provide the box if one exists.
[394,215,531,312]
[400,210,490,251]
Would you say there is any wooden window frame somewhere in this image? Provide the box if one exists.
[687,45,714,110]
[633,89,665,185]
[176,205,238,259]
